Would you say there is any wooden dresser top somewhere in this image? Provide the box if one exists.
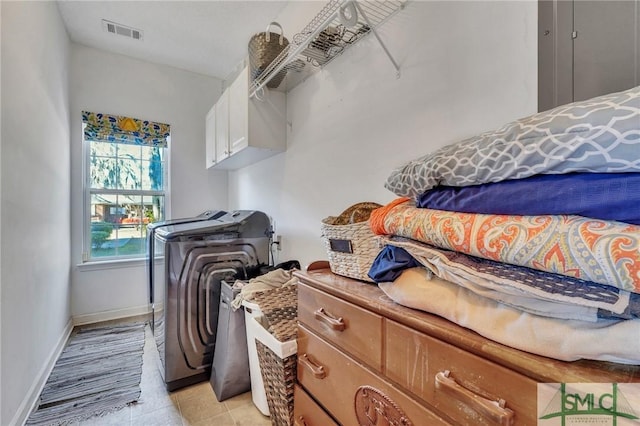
[294,262,640,384]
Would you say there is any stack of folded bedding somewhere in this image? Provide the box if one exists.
[370,85,640,364]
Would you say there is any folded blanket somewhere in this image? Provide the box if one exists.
[367,245,420,282]
[417,172,640,225]
[370,200,640,293]
[231,268,297,310]
[379,267,640,364]
[385,86,640,199]
[372,237,638,322]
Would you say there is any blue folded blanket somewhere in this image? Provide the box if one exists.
[417,172,640,225]
[367,245,420,282]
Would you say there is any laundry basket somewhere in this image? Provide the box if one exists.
[321,202,382,282]
[252,285,298,426]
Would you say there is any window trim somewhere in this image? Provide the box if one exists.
[82,124,169,263]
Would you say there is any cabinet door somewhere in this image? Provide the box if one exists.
[205,104,216,168]
[538,0,640,111]
[573,1,639,102]
[228,66,248,156]
[215,89,230,163]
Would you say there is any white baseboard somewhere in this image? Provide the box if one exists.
[72,305,150,326]
[11,318,73,426]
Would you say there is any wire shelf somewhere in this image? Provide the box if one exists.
[249,0,406,97]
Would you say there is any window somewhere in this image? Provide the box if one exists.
[83,111,169,261]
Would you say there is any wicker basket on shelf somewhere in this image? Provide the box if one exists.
[320,202,383,282]
[248,22,289,89]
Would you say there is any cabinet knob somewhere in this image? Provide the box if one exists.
[293,416,308,426]
[435,370,515,425]
[314,307,346,331]
[299,353,326,379]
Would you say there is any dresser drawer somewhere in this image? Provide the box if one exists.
[297,324,450,425]
[386,320,537,426]
[293,384,338,426]
[298,283,383,371]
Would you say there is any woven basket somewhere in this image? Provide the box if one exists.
[252,285,298,341]
[248,22,289,89]
[252,286,298,426]
[321,202,382,282]
[256,341,296,426]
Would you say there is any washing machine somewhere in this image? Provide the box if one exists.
[151,210,272,390]
[146,209,226,332]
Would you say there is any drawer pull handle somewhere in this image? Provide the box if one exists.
[435,370,515,426]
[293,416,308,426]
[299,353,326,379]
[314,308,346,331]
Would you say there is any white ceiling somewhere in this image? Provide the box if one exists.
[57,1,290,80]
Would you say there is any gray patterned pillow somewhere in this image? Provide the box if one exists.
[385,86,640,198]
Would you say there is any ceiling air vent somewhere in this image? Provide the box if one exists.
[102,19,143,41]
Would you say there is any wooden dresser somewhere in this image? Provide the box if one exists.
[293,262,640,426]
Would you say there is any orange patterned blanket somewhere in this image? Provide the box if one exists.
[370,199,640,293]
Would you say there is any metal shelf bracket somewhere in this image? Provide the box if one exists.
[352,1,401,78]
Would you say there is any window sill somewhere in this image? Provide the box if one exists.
[77,257,163,272]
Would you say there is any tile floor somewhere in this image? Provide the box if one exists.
[76,321,272,426]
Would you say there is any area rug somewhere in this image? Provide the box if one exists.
[26,322,146,425]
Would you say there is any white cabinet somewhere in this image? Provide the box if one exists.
[215,90,230,164]
[206,65,286,170]
[205,104,216,168]
[228,66,248,156]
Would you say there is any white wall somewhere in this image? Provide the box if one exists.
[0,1,3,417]
[0,1,538,422]
[1,2,72,424]
[68,1,537,321]
[69,46,228,321]
[230,1,538,267]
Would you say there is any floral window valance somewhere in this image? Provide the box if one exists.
[82,111,170,147]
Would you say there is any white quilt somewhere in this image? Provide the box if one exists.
[379,267,640,364]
